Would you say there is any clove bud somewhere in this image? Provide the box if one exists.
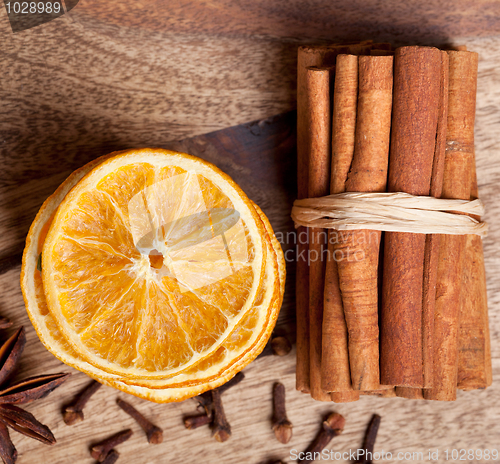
[90,429,133,462]
[271,336,292,356]
[100,449,120,464]
[62,380,102,425]
[258,336,292,359]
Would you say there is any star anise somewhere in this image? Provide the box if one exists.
[0,326,70,464]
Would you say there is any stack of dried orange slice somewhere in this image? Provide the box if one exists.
[21,148,285,402]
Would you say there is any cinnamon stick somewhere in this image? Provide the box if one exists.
[306,66,333,402]
[296,43,371,393]
[296,234,311,388]
[330,55,359,195]
[457,161,492,390]
[425,51,477,401]
[297,42,375,398]
[333,55,393,391]
[296,238,310,390]
[421,51,450,389]
[296,48,335,394]
[321,54,358,394]
[380,46,442,387]
[454,42,490,390]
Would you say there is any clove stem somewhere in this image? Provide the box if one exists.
[211,389,231,442]
[184,413,211,430]
[356,414,381,464]
[116,398,163,444]
[194,372,244,414]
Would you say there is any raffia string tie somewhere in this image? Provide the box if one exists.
[291,192,487,237]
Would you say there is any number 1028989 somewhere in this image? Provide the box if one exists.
[444,449,498,460]
[5,2,62,14]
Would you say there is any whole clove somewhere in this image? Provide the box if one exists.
[271,337,292,356]
[211,389,231,442]
[62,380,102,425]
[356,414,381,464]
[271,382,293,444]
[187,373,244,437]
[90,429,133,462]
[299,412,345,464]
[100,449,120,464]
[116,398,163,444]
[258,336,292,358]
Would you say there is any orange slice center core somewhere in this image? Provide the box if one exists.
[149,251,164,269]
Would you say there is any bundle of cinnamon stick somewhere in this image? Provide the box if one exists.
[296,41,491,402]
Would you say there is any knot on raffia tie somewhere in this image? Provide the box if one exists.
[291,192,488,237]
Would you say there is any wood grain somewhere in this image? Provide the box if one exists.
[74,0,500,43]
[1,3,500,463]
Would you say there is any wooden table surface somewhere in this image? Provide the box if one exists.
[2,2,500,463]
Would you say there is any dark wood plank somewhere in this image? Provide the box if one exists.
[74,0,500,43]
[0,112,297,279]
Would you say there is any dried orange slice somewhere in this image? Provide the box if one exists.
[29,149,281,384]
[21,153,284,401]
[40,149,269,379]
